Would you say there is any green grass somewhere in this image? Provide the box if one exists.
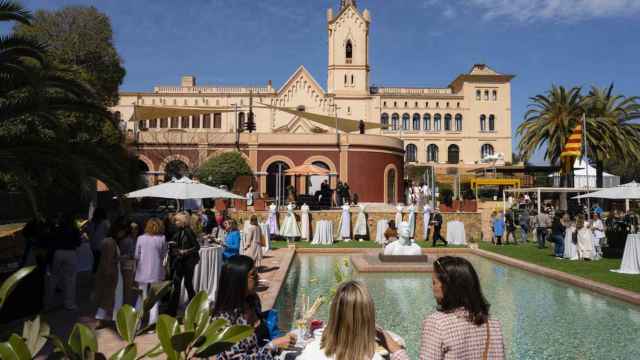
[270,240,466,249]
[479,241,640,294]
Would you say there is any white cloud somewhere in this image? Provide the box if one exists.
[466,0,640,22]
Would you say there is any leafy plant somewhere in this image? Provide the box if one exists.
[196,151,252,189]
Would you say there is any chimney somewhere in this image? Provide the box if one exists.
[181,75,196,87]
[267,80,273,90]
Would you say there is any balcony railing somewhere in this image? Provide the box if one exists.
[153,86,275,94]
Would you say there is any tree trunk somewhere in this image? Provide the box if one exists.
[596,159,604,188]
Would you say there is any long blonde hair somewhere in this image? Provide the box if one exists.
[321,280,376,360]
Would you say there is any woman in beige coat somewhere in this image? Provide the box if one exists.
[243,215,263,266]
[575,215,594,260]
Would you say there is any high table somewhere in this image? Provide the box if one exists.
[612,234,640,274]
[182,245,223,303]
[312,220,334,245]
[375,219,389,245]
[446,220,466,245]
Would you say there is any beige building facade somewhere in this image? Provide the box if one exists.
[115,0,514,181]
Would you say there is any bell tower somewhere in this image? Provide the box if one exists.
[327,1,370,96]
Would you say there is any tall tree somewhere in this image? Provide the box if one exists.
[13,5,126,106]
[582,84,640,187]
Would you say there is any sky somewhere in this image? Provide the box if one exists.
[4,0,640,164]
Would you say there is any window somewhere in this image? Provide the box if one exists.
[170,117,179,128]
[381,113,389,129]
[402,113,410,130]
[238,112,246,130]
[183,99,188,106]
[444,114,452,131]
[181,116,189,129]
[481,144,495,159]
[446,102,450,108]
[423,113,431,131]
[149,119,158,128]
[492,90,497,101]
[213,113,222,128]
[434,114,442,131]
[480,114,487,131]
[415,101,418,108]
[351,75,354,84]
[391,113,399,130]
[412,113,420,130]
[447,144,460,164]
[346,40,353,63]
[347,106,351,113]
[386,168,396,204]
[383,101,387,107]
[425,102,429,108]
[427,144,439,162]
[455,114,463,131]
[489,114,495,131]
[344,74,348,85]
[436,102,439,108]
[476,90,481,100]
[394,101,397,108]
[404,101,408,108]
[160,118,168,128]
[138,120,146,130]
[192,114,200,128]
[203,114,211,128]
[484,90,489,101]
[405,144,417,162]
[457,102,460,108]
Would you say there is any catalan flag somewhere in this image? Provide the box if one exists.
[560,123,583,174]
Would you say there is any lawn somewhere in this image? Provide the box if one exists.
[479,241,640,294]
[270,240,465,249]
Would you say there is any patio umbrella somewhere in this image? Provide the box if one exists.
[125,177,246,200]
[284,164,331,176]
[573,181,640,211]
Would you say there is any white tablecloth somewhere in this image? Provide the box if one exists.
[446,221,466,245]
[312,220,334,245]
[612,234,640,274]
[259,222,270,253]
[76,242,93,272]
[563,227,578,260]
[376,219,389,245]
[182,246,223,303]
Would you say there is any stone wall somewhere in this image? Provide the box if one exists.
[230,208,481,242]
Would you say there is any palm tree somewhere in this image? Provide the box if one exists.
[582,84,640,187]
[518,85,584,185]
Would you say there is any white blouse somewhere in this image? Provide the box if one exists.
[297,339,385,360]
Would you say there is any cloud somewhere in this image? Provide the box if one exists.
[465,0,640,22]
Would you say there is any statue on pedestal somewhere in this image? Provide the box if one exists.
[383,221,421,256]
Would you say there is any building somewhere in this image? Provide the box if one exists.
[113,0,514,203]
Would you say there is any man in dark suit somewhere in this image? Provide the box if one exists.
[431,208,447,247]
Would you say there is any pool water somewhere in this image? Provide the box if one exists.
[273,254,640,359]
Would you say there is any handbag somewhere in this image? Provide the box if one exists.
[482,321,491,360]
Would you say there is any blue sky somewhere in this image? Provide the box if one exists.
[5,0,640,164]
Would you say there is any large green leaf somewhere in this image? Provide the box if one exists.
[195,321,253,358]
[21,315,49,356]
[183,291,209,333]
[169,331,195,352]
[8,334,31,360]
[46,334,72,358]
[218,325,254,344]
[156,315,180,360]
[0,266,35,310]
[142,281,172,315]
[108,344,136,360]
[136,343,163,359]
[68,323,98,359]
[0,341,18,360]
[115,305,138,343]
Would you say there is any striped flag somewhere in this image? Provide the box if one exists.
[560,123,582,174]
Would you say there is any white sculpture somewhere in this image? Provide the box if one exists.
[383,221,422,256]
[395,204,403,227]
[423,204,432,241]
[300,203,310,241]
[337,203,351,241]
[267,203,279,235]
[407,203,416,239]
[280,203,300,239]
[353,204,367,241]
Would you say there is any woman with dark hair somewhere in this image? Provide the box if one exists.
[383,256,505,360]
[45,213,81,311]
[213,255,295,359]
[551,213,566,258]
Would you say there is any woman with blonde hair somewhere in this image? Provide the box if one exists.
[134,218,167,325]
[575,215,594,260]
[167,212,200,316]
[243,215,263,265]
[298,280,384,360]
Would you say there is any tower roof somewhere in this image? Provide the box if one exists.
[340,0,357,9]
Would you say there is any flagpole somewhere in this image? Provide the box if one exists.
[583,113,590,213]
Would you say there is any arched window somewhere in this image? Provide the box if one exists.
[238,112,246,130]
[444,114,452,131]
[476,90,481,100]
[480,114,487,132]
[455,114,463,131]
[492,90,497,101]
[386,168,396,204]
[164,160,189,182]
[307,161,330,194]
[381,113,389,129]
[427,144,439,162]
[412,113,420,130]
[391,113,399,131]
[434,114,442,131]
[345,40,353,63]
[423,113,431,131]
[447,144,460,164]
[405,144,417,163]
[402,113,410,130]
[489,114,495,131]
[266,161,291,199]
[481,144,495,159]
[138,120,146,130]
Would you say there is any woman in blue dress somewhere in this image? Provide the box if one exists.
[223,219,241,261]
[494,211,506,245]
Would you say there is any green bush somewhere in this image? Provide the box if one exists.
[196,152,252,189]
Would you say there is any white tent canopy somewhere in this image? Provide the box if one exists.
[573,181,640,211]
[125,177,245,200]
[549,159,619,188]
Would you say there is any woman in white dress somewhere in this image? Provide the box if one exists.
[407,204,416,240]
[591,213,605,259]
[423,204,432,241]
[337,203,351,241]
[300,203,310,241]
[279,203,300,240]
[563,220,578,260]
[353,204,368,241]
[267,203,279,236]
[395,204,403,228]
[576,215,594,260]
